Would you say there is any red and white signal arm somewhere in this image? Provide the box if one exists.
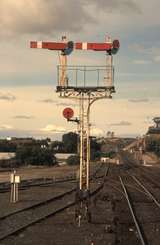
[63,107,74,119]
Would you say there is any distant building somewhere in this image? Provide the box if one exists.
[0,152,15,160]
[1,137,51,147]
[5,137,34,145]
[147,117,160,135]
[100,157,119,164]
[100,157,110,163]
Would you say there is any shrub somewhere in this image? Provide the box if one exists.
[66,155,80,165]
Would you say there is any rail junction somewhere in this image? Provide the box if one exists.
[0,155,160,244]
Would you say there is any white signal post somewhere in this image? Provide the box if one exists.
[10,170,20,203]
[30,35,120,225]
[58,36,68,87]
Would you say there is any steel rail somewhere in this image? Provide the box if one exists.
[0,164,103,220]
[0,192,76,241]
[137,167,160,190]
[0,183,105,242]
[0,187,76,221]
[124,170,156,198]
[131,175,160,209]
[0,177,75,193]
[119,176,148,245]
[107,178,147,196]
[0,163,108,241]
[0,163,103,193]
[108,177,150,197]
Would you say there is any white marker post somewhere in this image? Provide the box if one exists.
[10,170,20,203]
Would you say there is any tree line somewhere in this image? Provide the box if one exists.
[0,132,101,168]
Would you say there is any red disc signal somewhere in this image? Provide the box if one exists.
[63,107,74,119]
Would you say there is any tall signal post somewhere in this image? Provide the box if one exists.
[30,36,120,224]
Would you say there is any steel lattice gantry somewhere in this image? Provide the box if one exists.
[30,36,120,223]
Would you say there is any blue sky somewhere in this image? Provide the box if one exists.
[0,0,160,139]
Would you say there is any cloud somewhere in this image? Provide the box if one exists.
[41,124,66,134]
[130,43,147,54]
[89,0,140,13]
[0,124,13,130]
[0,0,93,38]
[57,102,77,107]
[0,128,63,140]
[39,98,77,107]
[0,92,16,102]
[109,121,132,126]
[90,127,104,136]
[144,117,153,124]
[13,115,34,119]
[0,0,140,38]
[130,44,160,64]
[133,60,151,65]
[154,56,160,62]
[39,99,57,104]
[129,98,149,103]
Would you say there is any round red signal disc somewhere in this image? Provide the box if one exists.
[63,107,74,119]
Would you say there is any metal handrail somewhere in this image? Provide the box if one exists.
[57,65,114,88]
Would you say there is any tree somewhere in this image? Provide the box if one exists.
[51,141,64,153]
[67,155,80,165]
[16,144,56,166]
[62,132,78,153]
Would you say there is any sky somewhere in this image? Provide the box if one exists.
[0,0,160,139]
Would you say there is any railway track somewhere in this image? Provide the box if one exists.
[0,163,103,193]
[119,174,160,245]
[130,175,160,208]
[0,187,77,241]
[0,163,109,242]
[0,176,76,193]
[119,176,148,245]
[0,164,104,222]
[136,167,160,191]
[120,150,160,195]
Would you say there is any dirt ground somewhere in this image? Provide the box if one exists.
[0,164,79,183]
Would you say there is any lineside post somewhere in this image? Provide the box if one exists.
[10,170,20,203]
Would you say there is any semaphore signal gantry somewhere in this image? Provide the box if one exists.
[30,35,120,225]
[30,36,119,97]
